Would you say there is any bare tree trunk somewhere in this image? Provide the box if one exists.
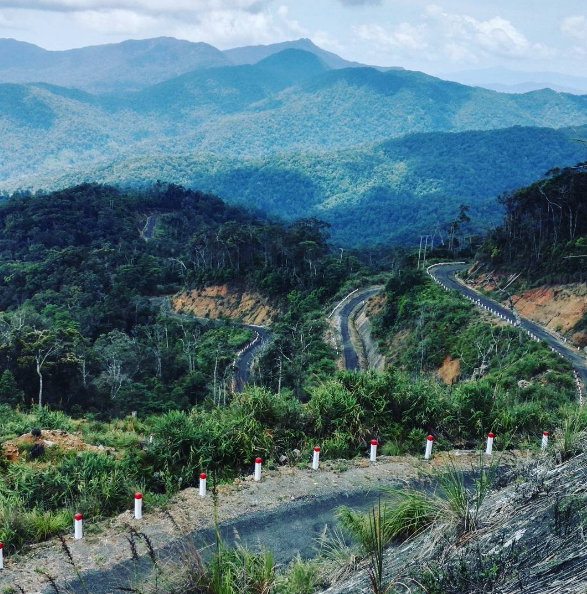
[36,357,43,409]
[213,355,219,406]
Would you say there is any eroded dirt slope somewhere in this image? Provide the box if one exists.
[512,284,587,343]
[172,284,276,325]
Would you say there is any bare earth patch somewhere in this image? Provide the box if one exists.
[512,284,587,333]
[436,354,460,384]
[172,284,276,325]
[2,430,111,461]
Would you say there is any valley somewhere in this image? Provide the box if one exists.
[0,26,586,594]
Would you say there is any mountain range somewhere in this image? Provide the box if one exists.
[8,126,587,246]
[0,37,386,94]
[443,67,587,96]
[2,48,587,185]
[2,36,587,246]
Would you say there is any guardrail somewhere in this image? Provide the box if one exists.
[427,262,584,407]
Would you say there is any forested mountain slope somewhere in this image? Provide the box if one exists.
[479,164,587,284]
[19,126,587,246]
[3,49,587,189]
[0,183,350,413]
[223,37,380,70]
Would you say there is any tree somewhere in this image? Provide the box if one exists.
[0,370,24,406]
[93,330,142,400]
[19,326,80,409]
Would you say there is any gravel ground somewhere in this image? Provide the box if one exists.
[0,451,517,593]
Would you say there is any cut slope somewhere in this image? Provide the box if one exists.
[173,285,276,326]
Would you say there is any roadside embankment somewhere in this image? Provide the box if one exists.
[0,451,516,593]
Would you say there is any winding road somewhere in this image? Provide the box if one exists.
[232,325,271,392]
[152,300,270,393]
[333,287,383,370]
[429,263,587,398]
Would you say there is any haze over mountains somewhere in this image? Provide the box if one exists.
[1,36,586,246]
[444,67,587,96]
[0,37,384,93]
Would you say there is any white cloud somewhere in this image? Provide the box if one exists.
[0,0,270,15]
[436,10,553,60]
[338,0,383,5]
[561,15,587,39]
[354,6,554,67]
[73,9,159,33]
[170,4,320,49]
[354,22,428,51]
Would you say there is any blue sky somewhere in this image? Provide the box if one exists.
[0,0,585,76]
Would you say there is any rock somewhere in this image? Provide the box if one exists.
[234,478,241,485]
[279,455,288,464]
[2,441,19,461]
[518,380,533,389]
[292,449,301,458]
[43,440,56,447]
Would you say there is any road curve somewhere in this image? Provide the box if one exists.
[232,326,271,392]
[429,263,587,401]
[335,287,383,370]
[152,301,270,393]
[141,214,158,240]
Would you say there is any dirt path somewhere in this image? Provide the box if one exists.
[0,452,502,593]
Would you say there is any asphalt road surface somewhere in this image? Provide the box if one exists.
[338,288,382,370]
[233,326,271,392]
[153,303,270,394]
[38,484,404,594]
[430,264,587,392]
[142,214,158,240]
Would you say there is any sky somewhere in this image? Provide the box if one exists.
[0,0,586,76]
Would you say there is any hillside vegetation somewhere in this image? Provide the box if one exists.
[0,183,356,414]
[3,49,587,190]
[23,125,587,246]
[480,165,587,284]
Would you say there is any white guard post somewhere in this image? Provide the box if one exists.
[312,447,320,470]
[254,457,262,482]
[370,439,377,462]
[134,493,143,519]
[486,432,495,455]
[424,435,434,460]
[74,513,83,540]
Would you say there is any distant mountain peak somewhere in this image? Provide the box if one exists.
[0,36,231,93]
[223,38,390,71]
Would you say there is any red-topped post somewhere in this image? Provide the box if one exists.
[312,447,320,470]
[370,439,378,462]
[424,435,434,460]
[134,492,143,520]
[199,473,207,497]
[254,457,262,482]
[486,432,495,455]
[74,513,83,540]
